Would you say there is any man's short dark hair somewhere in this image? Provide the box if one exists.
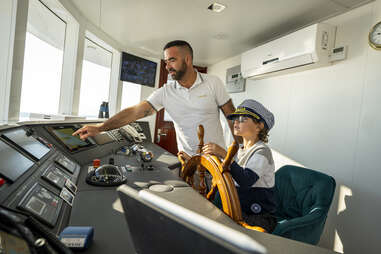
[163,40,193,58]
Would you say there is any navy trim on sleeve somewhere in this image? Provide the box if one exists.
[230,161,259,189]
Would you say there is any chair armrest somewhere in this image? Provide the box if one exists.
[273,208,326,235]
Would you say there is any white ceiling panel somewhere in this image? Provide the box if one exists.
[69,0,372,66]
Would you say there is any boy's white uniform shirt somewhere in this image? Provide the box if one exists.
[235,141,275,188]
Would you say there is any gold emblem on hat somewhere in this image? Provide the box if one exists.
[234,107,260,120]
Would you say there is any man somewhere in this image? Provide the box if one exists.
[73,40,236,157]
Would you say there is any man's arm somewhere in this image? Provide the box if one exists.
[220,99,242,144]
[99,101,155,131]
[73,101,155,139]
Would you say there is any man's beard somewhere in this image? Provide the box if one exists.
[170,61,187,81]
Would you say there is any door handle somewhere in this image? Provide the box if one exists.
[157,130,167,143]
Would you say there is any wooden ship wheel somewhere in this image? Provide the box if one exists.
[178,125,265,232]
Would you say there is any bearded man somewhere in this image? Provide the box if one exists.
[74,40,236,157]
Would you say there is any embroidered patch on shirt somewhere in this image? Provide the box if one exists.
[198,94,208,98]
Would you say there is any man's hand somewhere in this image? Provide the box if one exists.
[202,143,227,159]
[177,151,191,163]
[72,124,101,140]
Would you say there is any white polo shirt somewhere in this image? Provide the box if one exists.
[147,72,231,155]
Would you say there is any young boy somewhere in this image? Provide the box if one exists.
[202,99,277,232]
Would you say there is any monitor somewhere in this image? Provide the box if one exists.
[46,126,95,153]
[2,128,50,160]
[0,139,34,182]
[120,52,157,87]
[117,185,266,254]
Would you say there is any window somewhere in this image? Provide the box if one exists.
[78,38,112,117]
[121,82,141,110]
[20,0,66,115]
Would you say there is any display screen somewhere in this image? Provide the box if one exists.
[56,156,76,173]
[18,183,62,227]
[2,128,50,160]
[60,188,74,206]
[26,196,46,216]
[46,172,61,185]
[42,164,71,189]
[0,139,34,182]
[65,179,77,194]
[120,52,157,87]
[47,126,94,152]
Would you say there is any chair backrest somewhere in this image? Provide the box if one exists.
[274,165,336,220]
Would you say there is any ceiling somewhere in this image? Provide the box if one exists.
[69,0,372,66]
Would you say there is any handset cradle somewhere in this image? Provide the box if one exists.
[119,125,142,143]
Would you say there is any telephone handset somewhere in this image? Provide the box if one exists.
[119,125,142,143]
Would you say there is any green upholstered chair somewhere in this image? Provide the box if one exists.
[272,165,336,245]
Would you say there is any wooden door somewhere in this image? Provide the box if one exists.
[154,60,207,155]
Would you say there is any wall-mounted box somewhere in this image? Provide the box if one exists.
[226,65,245,93]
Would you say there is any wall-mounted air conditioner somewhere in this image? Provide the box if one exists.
[241,23,336,79]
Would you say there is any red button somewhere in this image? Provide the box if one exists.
[93,159,101,168]
[0,178,5,187]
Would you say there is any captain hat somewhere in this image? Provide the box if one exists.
[227,99,275,130]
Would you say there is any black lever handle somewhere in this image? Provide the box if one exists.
[168,162,181,170]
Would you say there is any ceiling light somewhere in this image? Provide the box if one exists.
[207,3,226,13]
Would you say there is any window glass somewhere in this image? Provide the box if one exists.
[78,38,112,117]
[121,82,141,110]
[20,0,66,115]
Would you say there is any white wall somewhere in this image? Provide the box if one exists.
[209,2,381,253]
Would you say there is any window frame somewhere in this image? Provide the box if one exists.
[79,31,121,117]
